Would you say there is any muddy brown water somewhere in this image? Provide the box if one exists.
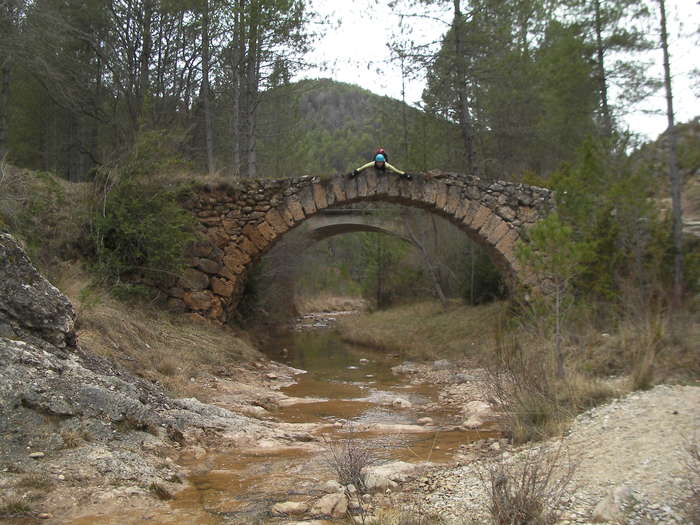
[60,320,497,524]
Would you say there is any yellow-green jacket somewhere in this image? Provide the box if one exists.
[354,160,406,176]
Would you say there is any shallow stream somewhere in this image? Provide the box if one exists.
[68,317,496,524]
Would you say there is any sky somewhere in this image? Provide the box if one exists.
[301,0,699,141]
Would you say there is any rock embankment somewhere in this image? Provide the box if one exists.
[0,233,276,520]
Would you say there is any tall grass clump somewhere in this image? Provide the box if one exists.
[489,316,615,444]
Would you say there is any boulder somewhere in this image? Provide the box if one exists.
[462,400,496,429]
[433,359,451,370]
[363,461,425,493]
[321,479,343,493]
[270,501,309,517]
[310,492,348,518]
[0,233,76,348]
[391,398,412,409]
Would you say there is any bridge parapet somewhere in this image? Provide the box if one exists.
[168,171,553,323]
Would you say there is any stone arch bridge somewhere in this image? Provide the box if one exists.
[168,171,553,323]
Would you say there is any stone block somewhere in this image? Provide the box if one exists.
[435,182,449,210]
[454,199,471,221]
[495,229,520,262]
[221,219,238,235]
[190,241,213,258]
[205,228,229,248]
[446,185,461,214]
[410,177,425,202]
[467,205,491,231]
[343,175,358,200]
[365,171,378,195]
[323,182,337,207]
[180,268,210,291]
[377,172,390,195]
[285,197,305,222]
[497,206,516,221]
[238,235,259,257]
[257,221,276,242]
[218,265,237,281]
[279,205,296,227]
[167,298,186,313]
[265,208,289,235]
[387,176,401,197]
[356,174,369,197]
[299,186,317,215]
[183,290,215,311]
[242,224,268,251]
[196,258,221,275]
[312,183,328,209]
[423,180,438,205]
[330,178,346,202]
[399,178,413,199]
[518,205,538,223]
[487,219,511,246]
[223,253,246,275]
[224,245,250,265]
[479,214,508,245]
[212,278,236,298]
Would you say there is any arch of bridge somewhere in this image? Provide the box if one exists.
[169,171,553,323]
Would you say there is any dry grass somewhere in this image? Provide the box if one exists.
[0,164,91,276]
[371,509,444,524]
[335,300,508,360]
[16,473,54,491]
[54,264,261,398]
[0,497,32,518]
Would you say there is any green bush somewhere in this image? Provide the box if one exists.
[90,130,196,288]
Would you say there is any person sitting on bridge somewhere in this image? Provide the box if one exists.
[349,148,411,180]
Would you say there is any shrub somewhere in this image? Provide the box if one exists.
[89,130,196,289]
[684,436,700,524]
[479,444,576,525]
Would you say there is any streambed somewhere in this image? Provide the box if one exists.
[67,315,497,524]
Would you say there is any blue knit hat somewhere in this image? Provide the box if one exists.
[375,154,386,162]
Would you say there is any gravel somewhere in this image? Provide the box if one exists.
[401,384,700,524]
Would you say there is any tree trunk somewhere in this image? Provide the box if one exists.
[201,0,215,175]
[594,0,612,136]
[658,0,684,308]
[406,218,448,308]
[136,0,153,127]
[555,284,565,379]
[245,5,259,179]
[0,60,10,158]
[452,0,478,177]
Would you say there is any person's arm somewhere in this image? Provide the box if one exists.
[384,162,405,175]
[355,161,375,173]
